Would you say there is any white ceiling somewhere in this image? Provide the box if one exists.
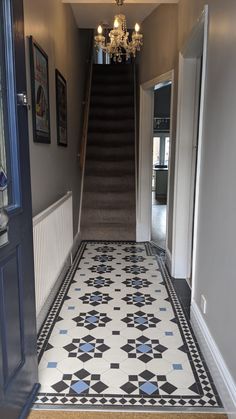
[62,0,179,29]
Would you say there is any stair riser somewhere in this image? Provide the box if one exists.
[81,226,136,241]
[84,176,135,193]
[87,141,134,149]
[92,86,134,96]
[85,168,135,177]
[82,208,135,224]
[86,146,134,161]
[93,64,133,73]
[85,159,135,168]
[90,96,134,107]
[87,132,134,143]
[88,119,134,133]
[83,193,135,209]
[92,76,133,85]
[90,107,134,120]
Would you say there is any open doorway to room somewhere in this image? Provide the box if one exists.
[137,70,174,263]
[151,83,171,249]
[171,7,208,283]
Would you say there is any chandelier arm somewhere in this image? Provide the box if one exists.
[115,0,124,6]
[94,0,143,60]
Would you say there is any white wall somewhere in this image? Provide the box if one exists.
[24,0,91,233]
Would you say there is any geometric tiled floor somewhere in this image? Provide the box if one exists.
[35,241,222,410]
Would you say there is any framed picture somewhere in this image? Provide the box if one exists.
[55,69,67,147]
[29,36,50,144]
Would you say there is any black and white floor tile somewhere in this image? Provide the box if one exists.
[35,241,222,410]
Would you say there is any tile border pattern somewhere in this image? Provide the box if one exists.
[35,241,223,410]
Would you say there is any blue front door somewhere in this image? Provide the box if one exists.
[0,0,39,417]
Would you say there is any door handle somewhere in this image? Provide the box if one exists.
[17,93,28,107]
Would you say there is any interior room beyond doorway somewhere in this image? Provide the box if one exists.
[151,83,171,249]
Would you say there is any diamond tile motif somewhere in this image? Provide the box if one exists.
[92,254,115,262]
[122,292,156,307]
[122,255,146,263]
[72,310,112,330]
[123,246,144,253]
[121,336,167,363]
[36,241,222,410]
[85,276,114,289]
[79,291,113,306]
[52,369,108,395]
[121,311,161,331]
[88,264,114,274]
[121,370,173,396]
[122,276,153,290]
[94,245,116,253]
[63,335,110,362]
[122,265,148,275]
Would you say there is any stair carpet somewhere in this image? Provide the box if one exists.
[81,64,136,241]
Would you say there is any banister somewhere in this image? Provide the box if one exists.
[78,34,94,233]
[79,37,94,169]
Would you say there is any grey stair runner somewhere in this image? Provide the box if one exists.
[81,64,136,241]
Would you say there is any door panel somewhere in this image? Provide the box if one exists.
[1,249,24,388]
[0,0,39,417]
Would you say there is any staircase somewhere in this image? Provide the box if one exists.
[80,64,136,241]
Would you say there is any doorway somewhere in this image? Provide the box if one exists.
[151,83,172,249]
[172,6,208,282]
[137,70,174,265]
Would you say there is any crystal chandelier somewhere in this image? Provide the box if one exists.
[94,0,143,62]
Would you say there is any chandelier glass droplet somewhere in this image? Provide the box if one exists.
[94,0,143,62]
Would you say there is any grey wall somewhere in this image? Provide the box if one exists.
[24,0,91,234]
[139,0,236,383]
[138,5,178,85]
[138,4,178,253]
[182,0,236,381]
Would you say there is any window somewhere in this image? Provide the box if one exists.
[164,137,170,166]
[153,135,170,168]
[153,136,160,165]
[0,1,20,211]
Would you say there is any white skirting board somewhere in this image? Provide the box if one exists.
[191,301,236,417]
[165,247,172,276]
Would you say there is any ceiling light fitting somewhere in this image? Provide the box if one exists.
[94,0,143,62]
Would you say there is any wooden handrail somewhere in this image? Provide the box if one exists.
[79,40,94,169]
[78,35,94,234]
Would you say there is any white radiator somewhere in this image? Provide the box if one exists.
[33,191,73,319]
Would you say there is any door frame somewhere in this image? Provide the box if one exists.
[171,6,208,281]
[136,70,174,262]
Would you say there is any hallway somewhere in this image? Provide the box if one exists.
[35,241,222,411]
[1,0,236,417]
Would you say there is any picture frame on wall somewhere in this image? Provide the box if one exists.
[55,69,67,147]
[29,36,51,144]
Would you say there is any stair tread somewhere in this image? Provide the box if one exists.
[87,142,134,148]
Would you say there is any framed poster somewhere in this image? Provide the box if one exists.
[55,69,67,147]
[29,36,50,143]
